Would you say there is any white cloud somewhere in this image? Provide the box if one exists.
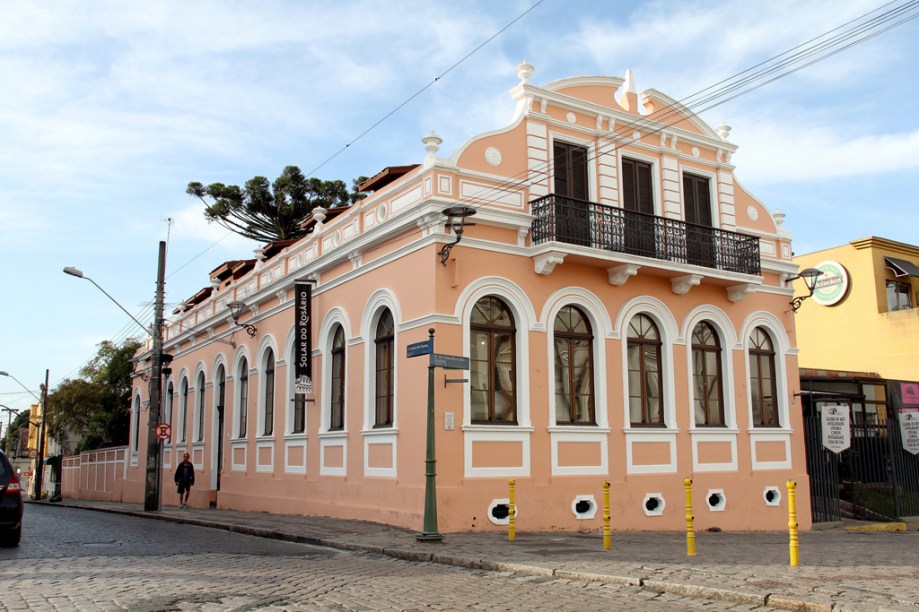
[732,121,919,183]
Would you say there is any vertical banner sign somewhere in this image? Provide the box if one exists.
[821,404,851,453]
[294,281,313,394]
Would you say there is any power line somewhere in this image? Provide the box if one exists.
[56,1,918,388]
[305,0,547,178]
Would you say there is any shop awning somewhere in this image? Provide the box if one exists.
[884,256,919,278]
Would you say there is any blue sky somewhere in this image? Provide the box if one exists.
[2,0,918,422]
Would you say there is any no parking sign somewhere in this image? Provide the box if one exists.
[155,423,171,440]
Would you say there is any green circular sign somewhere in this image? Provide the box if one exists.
[812,260,849,306]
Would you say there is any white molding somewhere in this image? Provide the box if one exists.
[690,430,739,472]
[319,432,348,477]
[362,429,398,478]
[626,430,678,474]
[550,429,609,476]
[254,438,274,473]
[283,436,307,475]
[750,430,793,470]
[463,429,531,478]
[230,439,247,471]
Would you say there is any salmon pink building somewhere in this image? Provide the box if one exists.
[125,64,811,532]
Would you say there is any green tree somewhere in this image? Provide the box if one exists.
[1,409,30,456]
[45,338,142,453]
[187,166,368,243]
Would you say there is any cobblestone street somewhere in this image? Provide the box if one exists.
[0,505,777,611]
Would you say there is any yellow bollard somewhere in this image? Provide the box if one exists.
[684,477,696,556]
[602,481,611,551]
[508,478,516,542]
[787,480,799,566]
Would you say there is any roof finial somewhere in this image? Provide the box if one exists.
[624,68,637,93]
[516,60,535,84]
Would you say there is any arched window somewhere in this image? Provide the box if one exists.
[132,396,141,452]
[470,296,517,424]
[330,325,346,431]
[263,349,275,436]
[374,310,395,427]
[627,314,663,426]
[164,381,174,441]
[692,322,724,427]
[180,377,189,442]
[554,305,595,424]
[238,358,249,438]
[195,371,206,442]
[216,367,226,413]
[748,327,778,427]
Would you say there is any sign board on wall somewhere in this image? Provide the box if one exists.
[811,260,850,307]
[821,404,851,453]
[900,410,919,455]
[294,281,313,394]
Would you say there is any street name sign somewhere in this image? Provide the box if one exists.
[407,340,433,358]
[430,353,470,370]
[821,404,851,453]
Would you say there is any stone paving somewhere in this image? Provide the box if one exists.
[29,500,919,611]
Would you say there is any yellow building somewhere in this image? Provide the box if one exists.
[793,237,919,380]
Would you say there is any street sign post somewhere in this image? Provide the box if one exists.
[430,353,470,370]
[407,340,433,358]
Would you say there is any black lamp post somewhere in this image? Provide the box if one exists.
[789,268,824,312]
[227,301,258,337]
[439,206,478,266]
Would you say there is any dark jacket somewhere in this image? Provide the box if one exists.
[174,460,195,486]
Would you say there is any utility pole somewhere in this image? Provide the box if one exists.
[144,241,166,511]
[35,369,49,499]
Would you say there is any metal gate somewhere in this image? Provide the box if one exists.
[804,398,919,523]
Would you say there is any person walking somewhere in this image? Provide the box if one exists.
[174,452,195,509]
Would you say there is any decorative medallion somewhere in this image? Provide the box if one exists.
[747,205,758,221]
[566,112,577,124]
[632,131,641,142]
[485,147,503,167]
[691,146,700,158]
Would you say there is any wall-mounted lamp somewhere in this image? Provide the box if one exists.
[227,301,258,337]
[439,206,478,266]
[789,268,824,313]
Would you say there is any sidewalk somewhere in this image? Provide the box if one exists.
[33,499,919,611]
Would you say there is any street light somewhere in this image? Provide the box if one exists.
[227,301,258,337]
[439,206,477,266]
[789,268,824,313]
[63,267,150,334]
[0,369,49,499]
[63,241,167,511]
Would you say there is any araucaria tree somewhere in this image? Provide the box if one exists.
[187,165,368,243]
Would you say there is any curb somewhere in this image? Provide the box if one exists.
[843,521,907,533]
[38,501,824,611]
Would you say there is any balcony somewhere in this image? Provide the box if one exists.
[531,194,761,276]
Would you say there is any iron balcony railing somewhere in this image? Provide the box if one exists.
[531,194,761,275]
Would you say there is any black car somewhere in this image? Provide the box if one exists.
[0,449,23,546]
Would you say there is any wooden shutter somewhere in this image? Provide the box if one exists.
[622,158,653,214]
